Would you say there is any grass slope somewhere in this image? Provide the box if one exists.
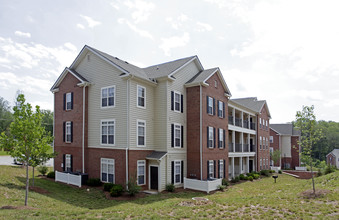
[0,165,338,219]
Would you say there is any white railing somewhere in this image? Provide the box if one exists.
[295,167,307,171]
[270,166,281,173]
[184,178,222,193]
[55,171,82,187]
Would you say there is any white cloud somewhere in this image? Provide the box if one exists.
[76,24,85,29]
[124,0,155,23]
[118,18,153,39]
[196,22,213,32]
[159,32,190,56]
[166,14,189,30]
[14,31,31,38]
[110,2,120,10]
[80,15,101,28]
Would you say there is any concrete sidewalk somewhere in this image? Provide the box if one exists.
[0,155,54,167]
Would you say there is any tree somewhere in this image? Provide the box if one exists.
[270,150,281,167]
[0,94,54,206]
[0,96,13,135]
[41,109,53,135]
[294,105,322,196]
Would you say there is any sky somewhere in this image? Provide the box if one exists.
[0,0,339,123]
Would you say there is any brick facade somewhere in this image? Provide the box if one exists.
[326,153,336,166]
[291,136,300,169]
[256,104,270,171]
[269,129,280,167]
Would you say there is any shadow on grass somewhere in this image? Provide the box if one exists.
[9,176,204,210]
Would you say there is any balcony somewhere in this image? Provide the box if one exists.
[250,144,256,152]
[228,116,234,125]
[235,143,242,152]
[228,143,233,152]
[250,122,256,130]
[243,120,249,129]
[235,118,242,127]
[243,144,249,152]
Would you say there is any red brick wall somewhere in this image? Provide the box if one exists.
[270,129,280,167]
[128,150,153,190]
[291,136,300,169]
[283,170,315,179]
[257,103,270,171]
[327,154,336,166]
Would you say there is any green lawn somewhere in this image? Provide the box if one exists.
[0,166,338,219]
[0,149,9,156]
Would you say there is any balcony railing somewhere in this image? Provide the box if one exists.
[228,143,233,152]
[243,144,249,152]
[228,116,234,125]
[243,120,249,129]
[250,122,256,130]
[235,118,242,127]
[250,144,256,152]
[235,143,242,152]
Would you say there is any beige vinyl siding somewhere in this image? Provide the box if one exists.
[148,158,167,191]
[75,52,128,148]
[129,78,155,150]
[167,61,200,152]
[281,136,292,157]
[166,153,186,187]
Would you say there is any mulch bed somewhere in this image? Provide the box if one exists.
[29,186,50,194]
[103,191,148,201]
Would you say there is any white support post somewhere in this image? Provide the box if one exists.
[232,157,235,178]
[247,157,250,173]
[241,132,244,152]
[232,130,235,152]
[248,134,250,152]
[241,112,243,127]
[240,157,243,174]
[232,108,235,125]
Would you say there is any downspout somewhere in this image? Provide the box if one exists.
[53,92,55,170]
[199,85,203,180]
[82,84,87,173]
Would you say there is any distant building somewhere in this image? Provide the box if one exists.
[326,149,339,169]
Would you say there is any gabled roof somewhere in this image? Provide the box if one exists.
[185,68,232,96]
[146,151,167,160]
[327,149,339,158]
[270,124,300,136]
[231,97,271,118]
[50,67,89,91]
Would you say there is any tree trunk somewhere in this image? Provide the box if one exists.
[310,159,316,197]
[25,163,29,206]
[32,166,35,187]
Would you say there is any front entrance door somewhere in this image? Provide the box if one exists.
[249,160,253,173]
[150,166,158,190]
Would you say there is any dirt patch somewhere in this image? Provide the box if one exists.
[103,191,148,201]
[179,198,212,207]
[29,186,50,194]
[1,205,37,210]
[300,189,331,198]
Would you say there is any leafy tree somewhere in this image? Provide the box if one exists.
[0,94,54,206]
[294,105,322,196]
[41,109,53,135]
[270,150,281,166]
[0,96,13,135]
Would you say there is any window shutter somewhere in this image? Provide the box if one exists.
[207,127,209,148]
[217,128,220,148]
[223,159,226,178]
[206,96,209,113]
[213,127,216,148]
[213,98,215,115]
[218,160,220,178]
[207,161,209,179]
[214,160,216,178]
[223,129,226,149]
[218,101,220,117]
[171,91,174,111]
[181,161,184,183]
[181,125,184,148]
[63,93,66,110]
[71,92,74,110]
[70,155,73,172]
[63,154,65,171]
[181,94,183,113]
[223,102,225,118]
[171,124,174,147]
[63,122,65,142]
[171,161,174,184]
[70,122,73,143]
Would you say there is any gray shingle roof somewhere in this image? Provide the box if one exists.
[329,149,339,157]
[146,151,167,160]
[270,124,300,136]
[186,68,218,84]
[231,97,265,113]
[70,69,89,83]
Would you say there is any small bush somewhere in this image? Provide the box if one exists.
[110,184,124,197]
[244,176,249,181]
[37,165,48,176]
[278,170,282,174]
[86,178,102,187]
[166,183,175,192]
[253,174,260,179]
[260,170,270,177]
[235,176,240,182]
[47,171,55,179]
[324,165,336,175]
[222,178,229,186]
[269,170,275,173]
[239,174,245,180]
[103,183,115,192]
[127,177,141,196]
[248,176,253,181]
[317,169,323,177]
[246,173,253,178]
[230,178,236,183]
[218,185,226,191]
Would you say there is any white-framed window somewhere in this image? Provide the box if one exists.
[266,137,269,149]
[65,121,72,143]
[208,97,213,115]
[209,160,214,179]
[174,160,181,184]
[266,159,269,169]
[101,158,114,183]
[270,136,273,143]
[263,138,265,150]
[137,120,146,147]
[260,136,262,149]
[219,128,223,148]
[65,154,71,172]
[266,120,268,129]
[137,85,146,108]
[214,80,218,88]
[101,120,115,145]
[137,160,146,185]
[174,91,181,112]
[260,118,262,128]
[218,101,223,118]
[219,160,224,178]
[101,86,115,108]
[270,147,273,154]
[208,126,214,148]
[260,159,262,170]
[174,123,181,148]
[66,92,72,110]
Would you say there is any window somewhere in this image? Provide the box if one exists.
[260,118,262,128]
[171,91,183,113]
[66,92,72,110]
[270,147,273,154]
[208,127,214,148]
[260,136,262,149]
[174,124,181,148]
[214,80,218,88]
[101,86,115,108]
[263,138,265,150]
[137,85,145,108]
[65,154,71,172]
[218,128,223,148]
[263,119,265,129]
[218,101,224,118]
[137,160,145,185]
[209,160,214,179]
[266,159,269,168]
[101,120,115,145]
[219,160,224,178]
[270,136,273,143]
[260,159,262,170]
[101,158,114,183]
[208,97,213,115]
[266,137,269,149]
[174,160,181,184]
[137,120,145,147]
[266,120,268,129]
[65,121,72,143]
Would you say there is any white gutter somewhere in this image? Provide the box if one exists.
[82,84,88,173]
[199,85,203,180]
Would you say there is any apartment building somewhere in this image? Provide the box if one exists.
[50,45,231,192]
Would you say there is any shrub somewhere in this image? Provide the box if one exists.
[248,176,253,181]
[127,177,141,196]
[235,176,240,182]
[269,170,275,173]
[222,178,229,186]
[86,178,102,187]
[103,183,115,192]
[324,165,336,175]
[244,176,249,181]
[260,170,270,177]
[110,184,124,197]
[253,174,260,179]
[166,183,175,192]
[278,170,282,174]
[230,178,236,183]
[317,169,323,177]
[239,174,245,180]
[246,173,253,178]
[37,166,48,176]
[47,171,55,179]
[218,185,226,191]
